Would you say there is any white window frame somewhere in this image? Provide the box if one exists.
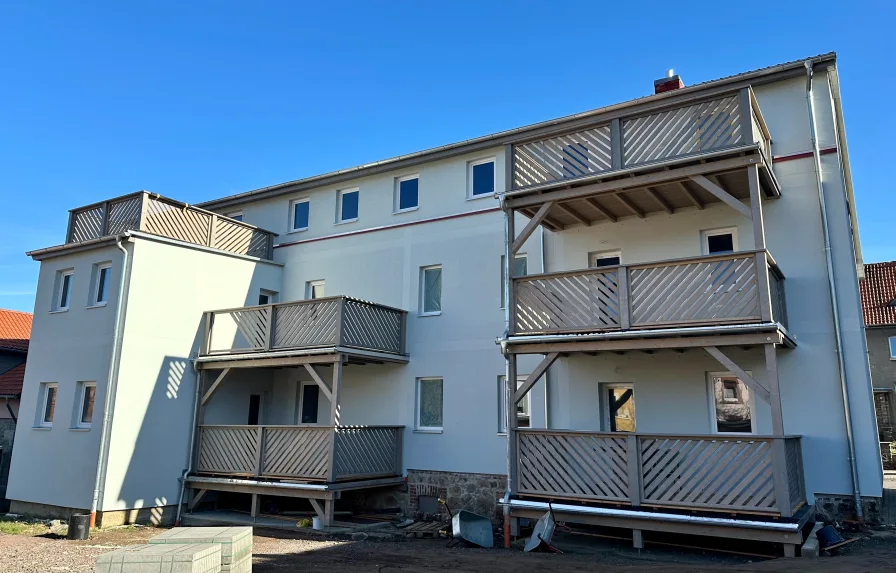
[90,263,112,307]
[701,227,739,255]
[226,210,243,222]
[467,157,496,200]
[54,269,74,312]
[889,336,896,360]
[336,187,360,224]
[289,198,310,233]
[306,280,325,300]
[589,250,622,268]
[500,254,528,309]
[707,371,757,435]
[258,289,279,306]
[76,382,97,429]
[38,383,58,428]
[498,375,531,434]
[394,174,420,214]
[419,265,442,317]
[600,382,635,433]
[415,377,444,432]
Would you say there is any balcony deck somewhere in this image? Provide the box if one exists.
[197,296,409,368]
[66,191,277,260]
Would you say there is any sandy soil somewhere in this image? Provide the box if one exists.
[1,525,894,573]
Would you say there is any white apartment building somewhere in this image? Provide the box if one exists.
[6,53,882,554]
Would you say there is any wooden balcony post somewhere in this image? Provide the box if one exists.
[399,311,408,355]
[65,210,75,243]
[335,297,347,347]
[617,266,631,330]
[254,426,264,478]
[264,305,275,351]
[749,163,773,322]
[626,434,641,507]
[739,88,756,146]
[505,208,517,335]
[506,354,518,495]
[202,312,214,356]
[393,426,404,476]
[765,343,793,517]
[207,214,218,249]
[100,201,111,236]
[611,118,623,170]
[326,358,343,482]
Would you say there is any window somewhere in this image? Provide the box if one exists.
[300,383,320,424]
[54,269,73,311]
[306,280,325,300]
[76,382,96,428]
[38,383,58,428]
[589,250,622,268]
[468,158,495,199]
[708,373,755,434]
[601,384,635,432]
[258,289,278,305]
[889,336,896,360]
[416,378,443,431]
[337,188,359,223]
[91,263,111,306]
[227,211,243,222]
[290,199,310,232]
[498,375,531,433]
[702,227,738,255]
[395,175,419,212]
[420,265,442,315]
[500,255,528,308]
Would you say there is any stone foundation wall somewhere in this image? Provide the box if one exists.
[406,469,506,523]
[814,493,882,525]
[9,499,176,527]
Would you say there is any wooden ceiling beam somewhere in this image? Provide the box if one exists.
[584,198,618,222]
[677,181,704,210]
[557,203,592,227]
[613,192,645,219]
[646,187,674,214]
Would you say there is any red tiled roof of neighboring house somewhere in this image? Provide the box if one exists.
[0,363,25,397]
[860,262,896,327]
[0,309,32,352]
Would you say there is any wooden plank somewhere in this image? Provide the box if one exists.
[308,498,326,520]
[613,192,644,218]
[303,363,333,402]
[626,434,641,507]
[689,175,753,219]
[326,359,343,482]
[748,164,766,250]
[677,181,704,209]
[508,331,783,355]
[703,346,771,403]
[514,353,559,404]
[646,187,674,214]
[188,489,208,510]
[557,203,592,226]
[197,353,340,370]
[201,368,231,406]
[618,267,631,330]
[585,198,618,222]
[512,201,554,254]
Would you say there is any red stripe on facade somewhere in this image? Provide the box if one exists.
[772,146,837,163]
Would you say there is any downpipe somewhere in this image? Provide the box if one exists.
[500,196,513,548]
[805,61,863,521]
[89,235,132,528]
[174,360,202,526]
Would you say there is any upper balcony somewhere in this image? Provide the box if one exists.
[66,191,277,260]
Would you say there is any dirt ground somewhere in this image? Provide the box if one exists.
[1,525,896,573]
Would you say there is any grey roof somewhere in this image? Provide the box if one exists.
[199,53,836,210]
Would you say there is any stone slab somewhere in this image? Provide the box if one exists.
[95,543,221,573]
[801,522,823,558]
[150,527,252,565]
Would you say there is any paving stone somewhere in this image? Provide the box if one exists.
[150,527,252,565]
[95,543,221,573]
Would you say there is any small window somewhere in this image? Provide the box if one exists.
[602,384,635,432]
[227,211,243,222]
[469,158,495,199]
[420,265,442,315]
[38,383,58,428]
[709,373,755,434]
[54,270,74,311]
[589,251,622,268]
[395,175,419,213]
[290,199,310,232]
[500,255,528,308]
[337,188,359,223]
[76,382,96,428]
[258,289,278,306]
[889,336,896,360]
[702,228,738,255]
[306,280,325,300]
[92,264,111,306]
[498,375,531,433]
[416,377,443,431]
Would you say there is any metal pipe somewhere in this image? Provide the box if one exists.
[500,198,513,548]
[805,61,863,521]
[89,235,132,528]
[174,361,203,526]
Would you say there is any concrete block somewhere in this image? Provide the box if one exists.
[150,527,252,565]
[95,543,221,573]
[221,555,252,573]
[801,523,824,558]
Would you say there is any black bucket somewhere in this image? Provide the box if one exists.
[816,524,845,549]
[67,514,90,540]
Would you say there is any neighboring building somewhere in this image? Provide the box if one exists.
[6,53,883,554]
[0,308,32,510]
[860,261,896,470]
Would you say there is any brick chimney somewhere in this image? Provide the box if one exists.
[654,69,684,94]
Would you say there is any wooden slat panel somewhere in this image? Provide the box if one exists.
[785,437,806,510]
[514,270,621,335]
[513,126,612,189]
[273,300,340,349]
[197,426,259,475]
[208,307,271,353]
[341,299,404,354]
[334,426,403,480]
[214,217,271,258]
[106,196,143,235]
[261,427,331,480]
[769,266,789,329]
[143,196,213,246]
[69,205,105,242]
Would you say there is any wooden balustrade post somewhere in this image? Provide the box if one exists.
[393,427,404,476]
[617,266,631,330]
[202,312,214,355]
[326,359,343,482]
[264,305,275,351]
[748,163,773,322]
[765,343,793,517]
[335,298,346,347]
[100,201,111,236]
[506,354,518,495]
[137,192,148,231]
[611,118,623,170]
[207,214,218,249]
[254,426,264,478]
[398,311,408,355]
[626,434,641,508]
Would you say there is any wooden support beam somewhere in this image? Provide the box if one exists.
[201,368,231,406]
[557,203,592,226]
[303,363,333,402]
[613,193,644,218]
[308,498,326,520]
[689,175,753,219]
[512,201,554,254]
[514,352,559,405]
[677,181,704,209]
[703,346,771,403]
[196,353,339,370]
[188,489,208,510]
[510,331,782,355]
[584,198,618,222]
[646,187,674,214]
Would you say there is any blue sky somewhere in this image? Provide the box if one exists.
[0,1,893,312]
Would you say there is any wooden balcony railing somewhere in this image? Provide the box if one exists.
[202,296,408,356]
[196,425,404,482]
[516,429,805,517]
[512,250,787,336]
[66,191,276,259]
[511,87,771,191]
